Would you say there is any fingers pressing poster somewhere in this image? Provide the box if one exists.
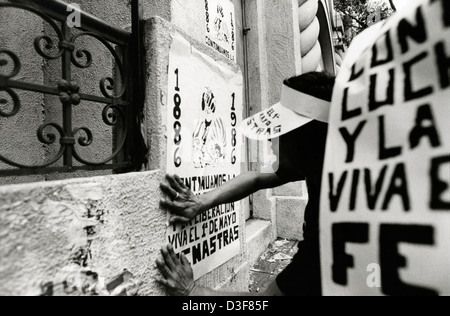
[166,32,243,280]
[320,0,450,296]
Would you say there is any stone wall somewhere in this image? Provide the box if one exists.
[0,15,248,296]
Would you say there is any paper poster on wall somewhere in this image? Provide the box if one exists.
[166,32,243,280]
[320,0,450,296]
[205,0,237,63]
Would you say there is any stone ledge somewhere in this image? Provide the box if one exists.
[0,170,167,296]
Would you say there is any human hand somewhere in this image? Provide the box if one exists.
[156,244,196,296]
[160,174,203,224]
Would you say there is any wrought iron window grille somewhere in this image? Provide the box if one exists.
[0,0,147,177]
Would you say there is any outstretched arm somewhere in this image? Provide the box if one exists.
[160,172,287,224]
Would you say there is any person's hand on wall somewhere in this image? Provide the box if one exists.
[156,244,196,296]
[160,174,202,224]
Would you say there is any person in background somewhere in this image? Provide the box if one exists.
[157,72,335,296]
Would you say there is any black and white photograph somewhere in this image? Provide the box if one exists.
[0,0,448,301]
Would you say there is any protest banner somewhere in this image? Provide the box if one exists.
[320,0,450,296]
[166,32,243,280]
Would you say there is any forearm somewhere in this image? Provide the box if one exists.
[199,172,285,212]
